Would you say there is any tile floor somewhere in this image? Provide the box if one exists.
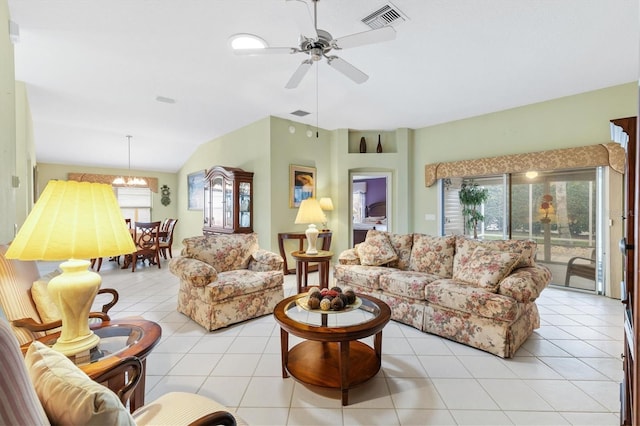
[85,258,623,425]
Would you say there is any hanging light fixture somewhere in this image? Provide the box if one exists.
[113,135,147,186]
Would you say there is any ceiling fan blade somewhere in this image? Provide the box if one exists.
[326,56,368,84]
[285,59,313,89]
[234,47,296,56]
[332,26,396,50]
[286,0,318,39]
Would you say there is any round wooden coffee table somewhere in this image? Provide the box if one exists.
[273,292,391,405]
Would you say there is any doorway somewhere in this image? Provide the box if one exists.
[350,172,391,247]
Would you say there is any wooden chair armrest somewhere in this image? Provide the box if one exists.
[87,356,143,406]
[188,411,237,426]
[12,317,62,332]
[567,256,595,266]
[97,288,119,313]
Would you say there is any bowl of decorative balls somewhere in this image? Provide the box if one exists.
[296,286,362,313]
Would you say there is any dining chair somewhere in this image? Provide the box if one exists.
[159,218,178,259]
[131,221,162,272]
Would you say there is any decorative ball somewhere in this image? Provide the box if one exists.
[331,286,342,293]
[344,290,356,305]
[330,297,344,310]
[309,292,322,301]
[308,287,321,295]
[320,298,331,311]
[307,297,320,309]
[339,293,349,306]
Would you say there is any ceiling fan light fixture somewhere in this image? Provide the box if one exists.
[229,33,267,50]
[310,47,323,61]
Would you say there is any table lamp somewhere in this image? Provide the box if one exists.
[5,180,136,355]
[318,197,334,231]
[295,198,326,255]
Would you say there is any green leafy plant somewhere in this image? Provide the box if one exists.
[459,182,489,239]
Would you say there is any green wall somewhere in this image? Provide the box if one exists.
[1,0,16,243]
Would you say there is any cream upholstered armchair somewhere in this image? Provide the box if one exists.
[0,318,243,426]
[169,233,284,331]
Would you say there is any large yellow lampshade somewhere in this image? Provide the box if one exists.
[6,180,136,355]
[294,198,326,255]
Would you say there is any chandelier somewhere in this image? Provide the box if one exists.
[113,135,147,186]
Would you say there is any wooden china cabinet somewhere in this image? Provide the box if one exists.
[615,116,638,425]
[203,166,254,235]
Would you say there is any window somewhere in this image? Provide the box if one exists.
[115,187,151,222]
[442,168,600,292]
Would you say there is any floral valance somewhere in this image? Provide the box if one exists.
[68,173,159,193]
[425,142,625,187]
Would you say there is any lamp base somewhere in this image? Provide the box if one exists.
[52,332,100,356]
[305,224,320,255]
[48,259,101,356]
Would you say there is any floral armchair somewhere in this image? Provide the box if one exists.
[169,233,284,331]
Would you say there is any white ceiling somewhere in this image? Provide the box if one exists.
[8,0,639,173]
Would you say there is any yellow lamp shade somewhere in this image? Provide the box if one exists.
[5,180,137,355]
[6,180,136,261]
[294,198,326,225]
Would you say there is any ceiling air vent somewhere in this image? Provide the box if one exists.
[290,110,310,117]
[361,3,408,30]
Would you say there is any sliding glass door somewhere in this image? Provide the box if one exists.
[442,167,600,292]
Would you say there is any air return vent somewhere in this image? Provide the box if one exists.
[290,110,310,117]
[361,3,408,30]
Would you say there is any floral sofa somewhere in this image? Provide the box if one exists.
[334,231,551,357]
[169,233,284,331]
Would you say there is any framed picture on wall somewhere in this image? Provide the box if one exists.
[289,165,316,208]
[187,170,205,210]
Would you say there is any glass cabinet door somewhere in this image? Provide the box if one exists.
[211,177,223,227]
[224,179,233,229]
[239,182,251,228]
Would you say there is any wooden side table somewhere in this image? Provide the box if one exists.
[291,250,333,293]
[278,231,332,274]
[21,318,161,413]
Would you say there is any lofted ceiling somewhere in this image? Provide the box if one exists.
[8,0,639,173]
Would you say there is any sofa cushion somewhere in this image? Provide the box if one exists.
[181,233,259,272]
[333,264,393,291]
[454,236,537,270]
[357,230,398,266]
[26,341,135,426]
[384,233,414,270]
[30,270,62,324]
[338,247,361,265]
[453,247,521,292]
[408,234,456,278]
[425,279,521,322]
[379,270,441,299]
[205,270,283,301]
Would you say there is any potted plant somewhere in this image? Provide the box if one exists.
[459,182,489,239]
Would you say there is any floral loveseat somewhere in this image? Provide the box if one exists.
[169,233,284,331]
[334,231,551,357]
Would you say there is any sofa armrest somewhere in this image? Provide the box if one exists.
[169,257,218,287]
[248,249,284,272]
[498,265,552,303]
[338,248,361,265]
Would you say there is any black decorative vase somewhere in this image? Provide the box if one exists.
[359,137,367,153]
[376,134,383,153]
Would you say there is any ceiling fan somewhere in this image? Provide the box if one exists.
[235,0,396,89]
